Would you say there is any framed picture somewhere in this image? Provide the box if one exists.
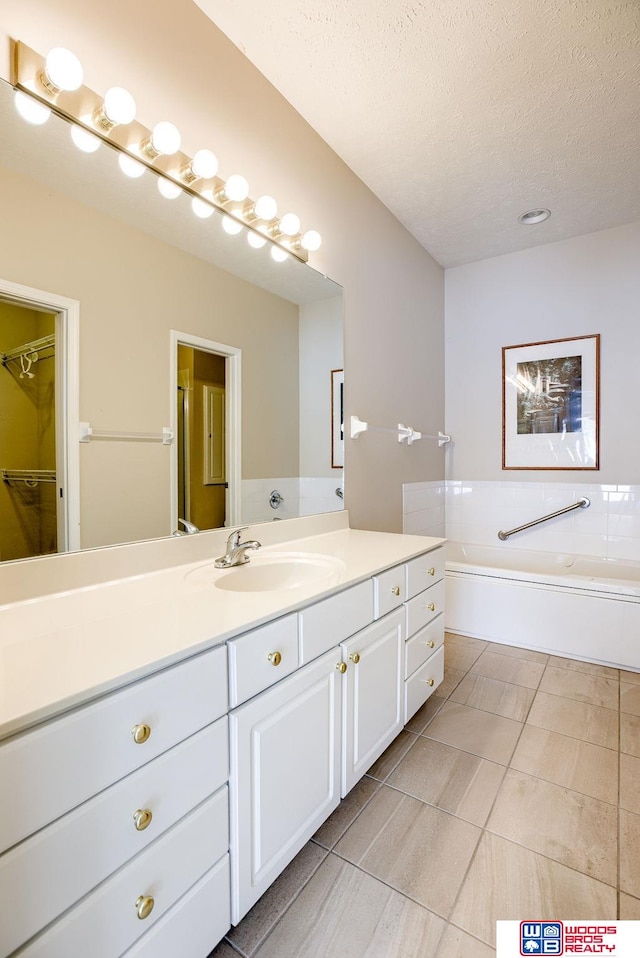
[502,334,599,470]
[331,369,344,468]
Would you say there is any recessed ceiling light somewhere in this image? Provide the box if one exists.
[518,208,551,225]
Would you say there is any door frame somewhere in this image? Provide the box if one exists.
[0,277,80,553]
[170,330,241,530]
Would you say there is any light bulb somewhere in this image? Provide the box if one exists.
[271,246,289,263]
[253,195,278,220]
[99,87,136,128]
[70,125,101,153]
[222,174,249,202]
[158,177,182,199]
[301,230,322,252]
[247,232,267,249]
[14,91,51,125]
[222,216,243,235]
[278,213,300,236]
[118,153,146,178]
[42,48,83,94]
[143,121,181,159]
[192,195,214,219]
[191,149,218,179]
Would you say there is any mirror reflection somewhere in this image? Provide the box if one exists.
[0,78,343,564]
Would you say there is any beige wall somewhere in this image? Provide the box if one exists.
[299,296,343,479]
[0,0,445,535]
[445,222,640,483]
[0,165,300,548]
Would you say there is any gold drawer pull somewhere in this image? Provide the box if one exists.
[427,678,435,687]
[427,603,436,612]
[267,651,282,666]
[391,586,401,596]
[426,640,435,649]
[426,567,436,576]
[135,895,155,920]
[349,652,361,664]
[133,808,153,832]
[336,662,347,674]
[131,724,151,745]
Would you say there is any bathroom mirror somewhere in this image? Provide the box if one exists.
[0,78,343,563]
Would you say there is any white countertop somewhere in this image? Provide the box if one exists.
[0,526,444,740]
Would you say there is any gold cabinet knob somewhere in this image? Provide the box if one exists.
[391,586,401,596]
[427,567,436,576]
[131,724,151,745]
[349,652,360,664]
[336,662,347,674]
[426,640,435,649]
[427,678,435,687]
[267,651,282,666]
[133,808,153,832]
[135,895,155,920]
[427,603,436,612]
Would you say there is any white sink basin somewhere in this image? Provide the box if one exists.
[186,552,345,593]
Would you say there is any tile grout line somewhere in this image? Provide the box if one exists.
[442,644,548,943]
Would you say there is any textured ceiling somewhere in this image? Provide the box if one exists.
[193,0,640,267]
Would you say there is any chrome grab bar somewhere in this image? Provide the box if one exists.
[498,497,590,541]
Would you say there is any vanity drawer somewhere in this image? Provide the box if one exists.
[404,646,444,724]
[18,789,229,958]
[405,580,445,637]
[406,547,445,599]
[0,643,227,855]
[373,565,407,619]
[0,717,228,957]
[120,856,230,958]
[298,580,373,663]
[228,614,298,707]
[405,617,445,679]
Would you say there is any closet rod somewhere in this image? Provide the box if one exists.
[1,334,55,365]
[2,468,57,485]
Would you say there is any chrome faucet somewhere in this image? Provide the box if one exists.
[214,527,262,568]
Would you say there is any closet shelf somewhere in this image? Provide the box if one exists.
[2,469,57,485]
[1,334,55,366]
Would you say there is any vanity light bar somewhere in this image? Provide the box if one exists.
[11,40,321,263]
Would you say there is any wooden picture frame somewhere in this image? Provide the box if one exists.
[502,334,600,470]
[331,369,344,469]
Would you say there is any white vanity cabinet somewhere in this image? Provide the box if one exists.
[228,647,343,923]
[0,533,445,957]
[403,548,446,722]
[0,644,230,958]
[340,608,404,795]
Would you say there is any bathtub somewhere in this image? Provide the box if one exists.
[445,542,640,671]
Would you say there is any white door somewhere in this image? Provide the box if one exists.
[229,648,342,924]
[340,608,404,796]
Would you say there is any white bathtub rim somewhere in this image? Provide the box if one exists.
[445,542,640,600]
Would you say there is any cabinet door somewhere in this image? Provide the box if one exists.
[229,648,342,924]
[340,608,404,797]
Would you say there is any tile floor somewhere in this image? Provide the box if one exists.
[210,633,640,958]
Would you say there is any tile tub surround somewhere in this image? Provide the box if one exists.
[210,633,638,957]
[403,479,640,562]
[445,480,640,561]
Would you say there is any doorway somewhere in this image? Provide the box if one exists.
[0,280,79,560]
[171,332,241,532]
